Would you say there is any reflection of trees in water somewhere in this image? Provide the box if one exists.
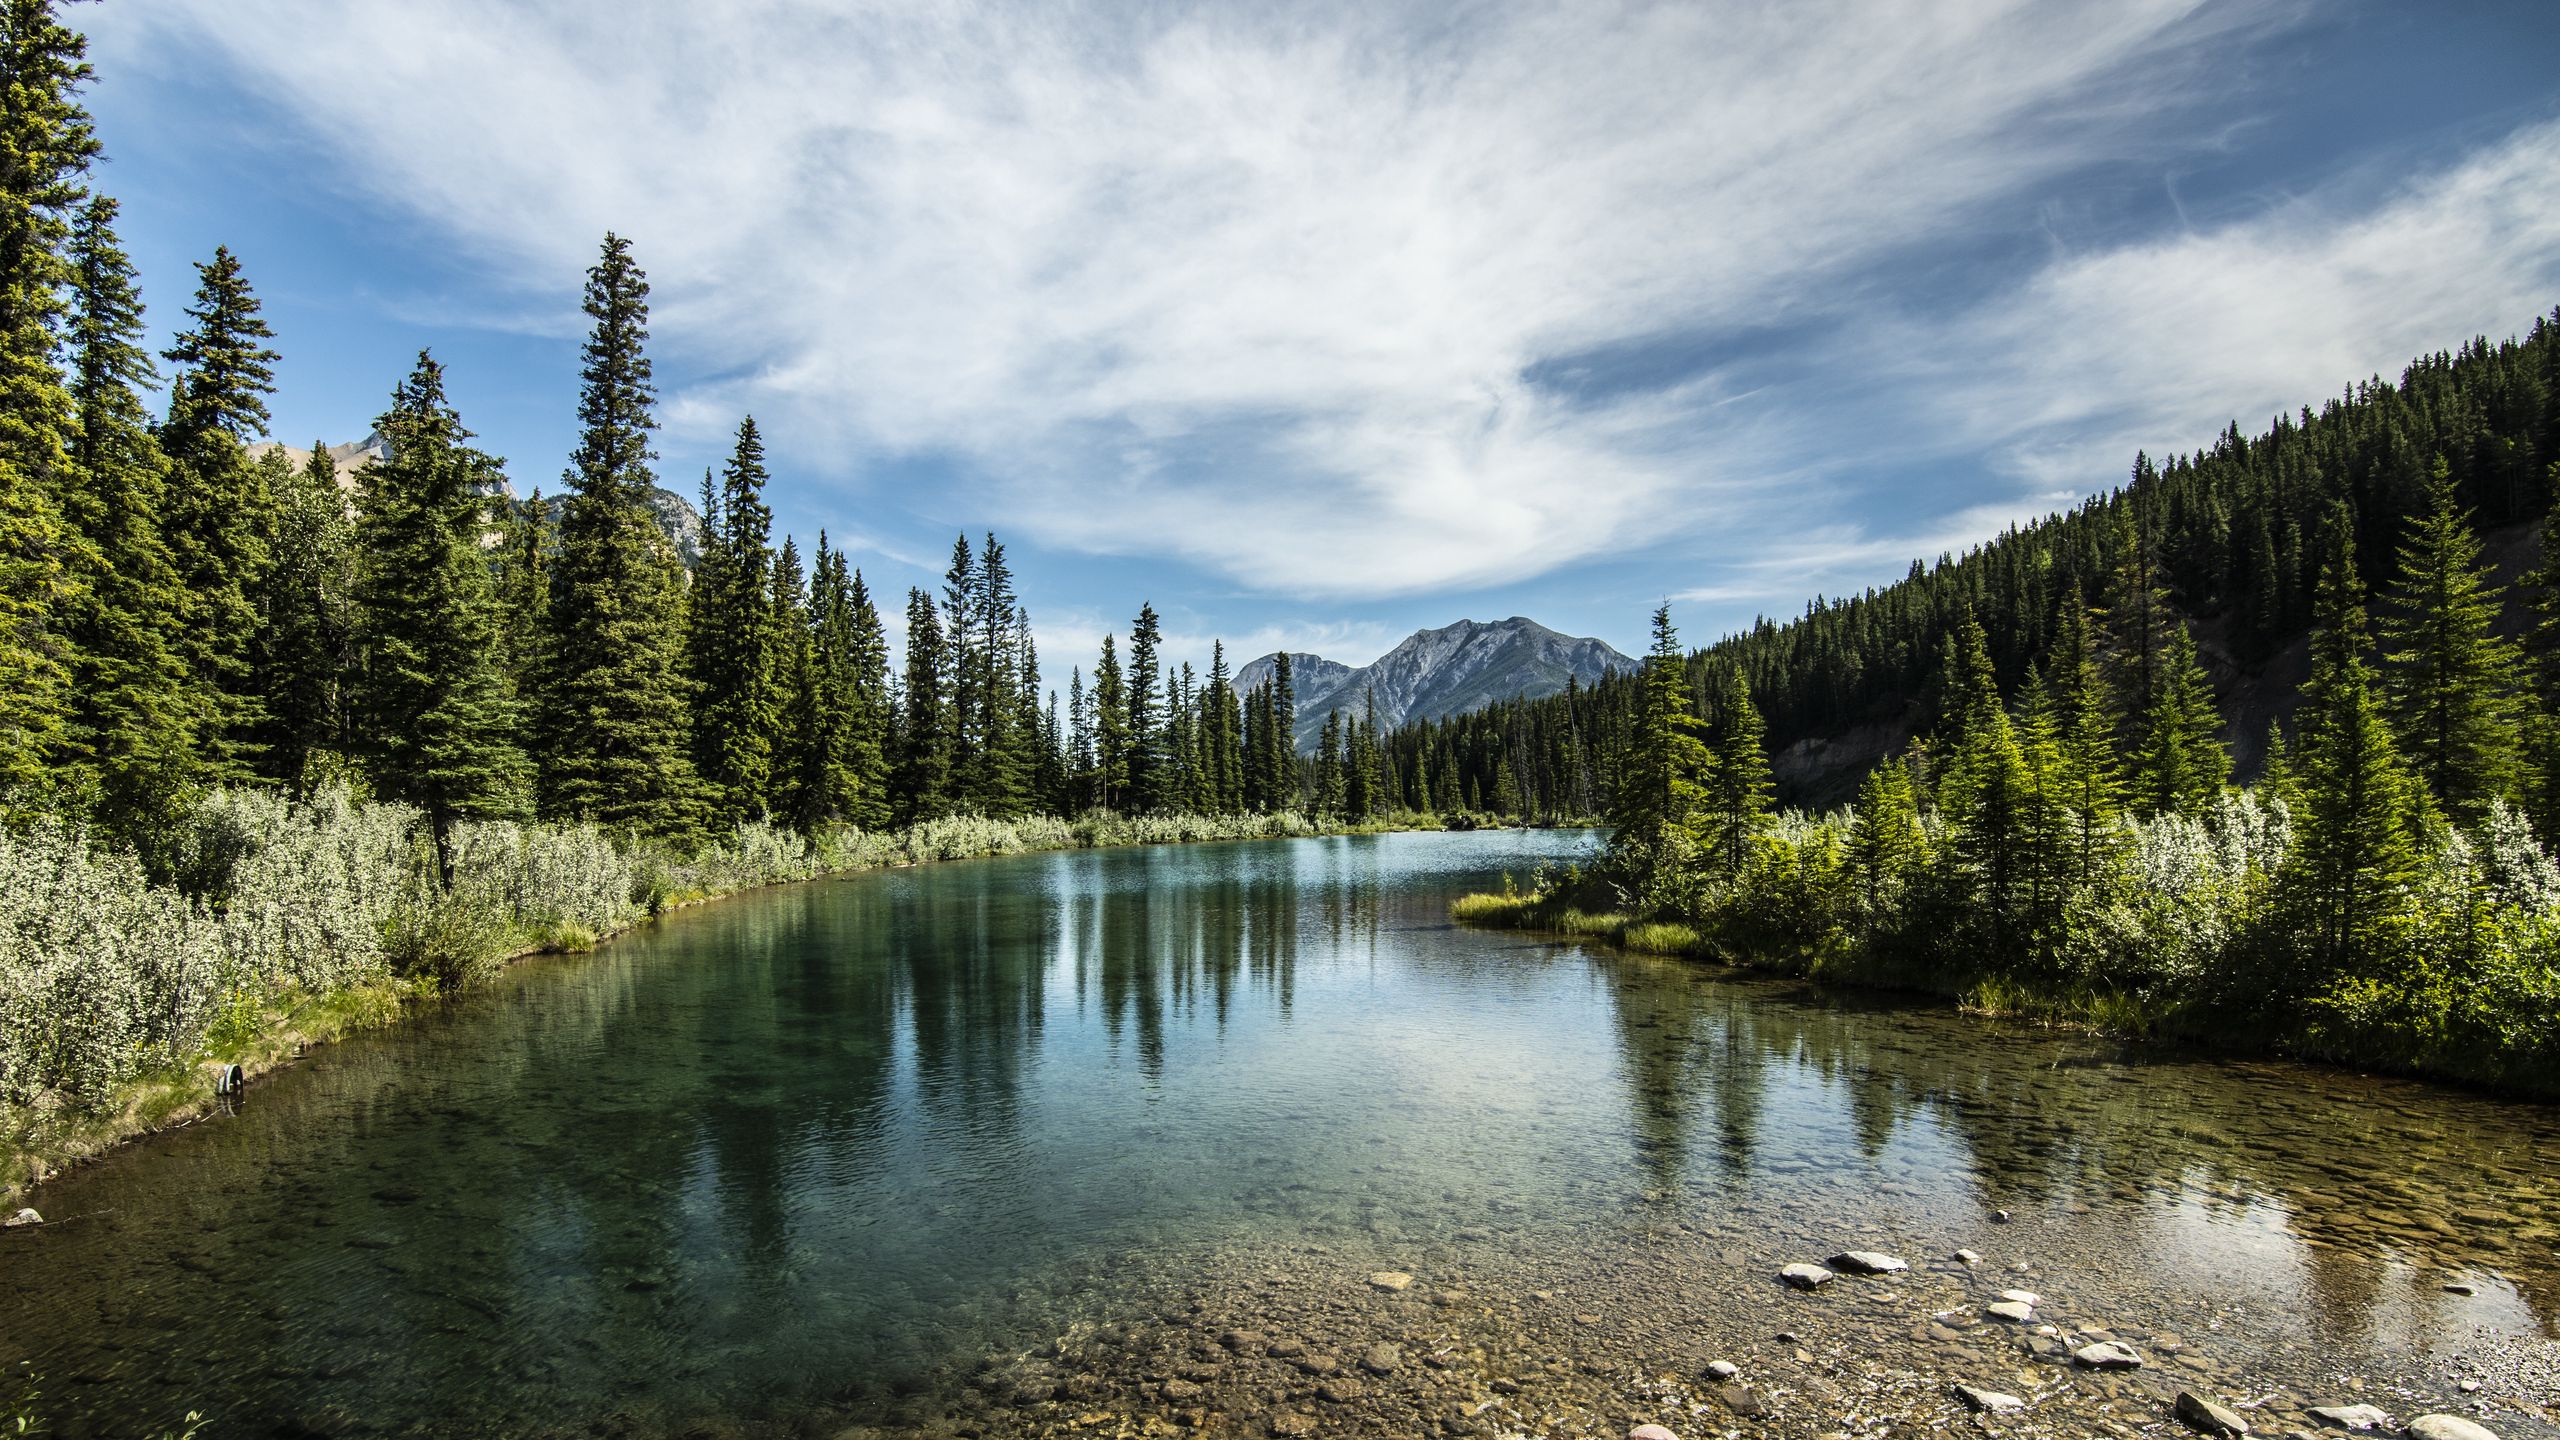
[1596,958,2560,1332]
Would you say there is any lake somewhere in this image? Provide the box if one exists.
[4,831,2555,1438]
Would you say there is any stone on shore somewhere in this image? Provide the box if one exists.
[1954,1249,1983,1265]
[3,1208,39,1228]
[1781,1263,1835,1290]
[1366,1271,1412,1292]
[1629,1427,1680,1440]
[1986,1300,2036,1323]
[2406,1417,2498,1440]
[2308,1405,2391,1432]
[1358,1344,1400,1376]
[1955,1385,2025,1414]
[2073,1340,2144,1370]
[1704,1360,1739,1382]
[1828,1250,1909,1275]
[2175,1390,2250,1438]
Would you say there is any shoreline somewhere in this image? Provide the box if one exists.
[2,815,1456,1210]
[1444,891,2560,1106]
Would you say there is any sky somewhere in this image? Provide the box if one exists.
[76,0,2560,680]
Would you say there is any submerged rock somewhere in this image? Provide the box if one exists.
[1366,1271,1413,1292]
[1955,1385,2025,1414]
[2175,1390,2250,1438]
[1999,1288,2040,1306]
[2308,1405,2392,1431]
[1954,1249,1984,1265]
[2072,1340,2143,1370]
[1358,1343,1401,1376]
[1828,1250,1909,1275]
[2406,1418,2497,1440]
[1781,1263,1835,1290]
[1986,1300,2036,1324]
[1704,1360,1739,1382]
[1628,1426,1680,1440]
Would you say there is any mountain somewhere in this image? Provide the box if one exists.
[246,434,705,567]
[1239,617,1635,751]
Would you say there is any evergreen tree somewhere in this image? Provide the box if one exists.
[2047,593,2123,878]
[1845,759,1923,919]
[1933,616,2045,967]
[497,490,550,688]
[2380,459,2526,821]
[1314,709,1345,818]
[350,352,529,882]
[841,561,892,829]
[1066,666,1092,811]
[159,244,279,781]
[2521,463,2560,838]
[1126,602,1164,811]
[1207,641,1243,812]
[2129,623,2228,816]
[895,586,951,823]
[2280,533,2425,987]
[1263,652,1296,811]
[1092,633,1128,810]
[59,193,193,831]
[1700,660,1773,874]
[250,441,355,788]
[690,417,782,824]
[1608,604,1715,879]
[939,535,981,797]
[0,0,96,805]
[531,234,701,836]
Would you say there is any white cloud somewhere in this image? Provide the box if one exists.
[89,0,2327,600]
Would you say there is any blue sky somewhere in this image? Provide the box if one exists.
[77,0,2560,680]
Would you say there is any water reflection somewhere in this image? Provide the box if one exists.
[1,831,2554,1438]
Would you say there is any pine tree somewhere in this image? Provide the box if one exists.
[1092,633,1128,811]
[160,245,280,781]
[842,565,892,828]
[2129,623,2228,816]
[2098,492,2173,750]
[497,490,550,688]
[690,416,782,825]
[1700,660,1773,874]
[1264,651,1297,811]
[2280,532,2425,987]
[895,587,951,822]
[350,352,530,882]
[1314,709,1345,818]
[531,234,702,836]
[1207,641,1242,812]
[939,535,980,798]
[1126,602,1164,811]
[1845,759,1924,919]
[2380,459,2526,821]
[1608,604,1715,881]
[1933,616,2044,967]
[2046,593,2123,879]
[0,0,96,806]
[2521,463,2560,838]
[59,193,194,832]
[250,441,354,788]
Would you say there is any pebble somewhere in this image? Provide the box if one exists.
[2456,1380,2479,1394]
[3,1208,39,1228]
[2307,1405,2391,1431]
[2073,1340,2144,1370]
[1629,1427,1679,1440]
[2405,1418,2498,1440]
[2175,1390,2250,1438]
[1358,1344,1400,1376]
[2441,1283,2476,1296]
[1781,1263,1835,1291]
[1954,1249,1983,1265]
[1999,1288,2040,1306]
[1269,1412,1318,1437]
[1828,1250,1909,1275]
[1366,1271,1412,1292]
[1316,1379,1364,1403]
[1985,1300,2035,1324]
[1220,1329,1265,1352]
[1704,1360,1739,1383]
[1954,1385,2026,1414]
[1992,1209,2014,1223]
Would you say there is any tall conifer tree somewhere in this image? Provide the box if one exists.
[532,234,701,836]
[2380,460,2525,821]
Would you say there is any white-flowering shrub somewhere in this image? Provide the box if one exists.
[450,820,641,935]
[0,820,221,1107]
[198,787,415,994]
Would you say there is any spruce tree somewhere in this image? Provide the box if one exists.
[2380,459,2526,821]
[0,0,95,806]
[2521,463,2560,838]
[689,417,782,824]
[531,234,702,836]
[160,245,280,780]
[350,352,530,882]
[497,490,550,688]
[2129,624,2228,816]
[1092,633,1128,811]
[2280,533,2424,987]
[59,193,193,831]
[1700,660,1773,875]
[2046,592,2123,878]
[251,442,354,788]
[1845,759,1923,919]
[1126,602,1164,811]
[894,587,951,822]
[1608,604,1714,881]
[842,564,892,828]
[1933,616,2043,967]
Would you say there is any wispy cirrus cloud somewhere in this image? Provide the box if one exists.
[91,0,2369,604]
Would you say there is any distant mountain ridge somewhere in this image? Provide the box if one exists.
[1238,617,1634,751]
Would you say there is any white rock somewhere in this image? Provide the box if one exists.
[2072,1340,2143,1370]
[1953,1248,1983,1265]
[2406,1417,2497,1440]
[1780,1263,1835,1291]
[1628,1426,1680,1440]
[2308,1405,2392,1432]
[1999,1288,2040,1306]
[2,1208,38,1228]
[1366,1271,1413,1292]
[1827,1250,1909,1275]
[1954,1385,2025,1413]
[1704,1361,1739,1382]
[1985,1300,2036,1324]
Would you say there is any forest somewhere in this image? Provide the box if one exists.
[1454,315,2560,1095]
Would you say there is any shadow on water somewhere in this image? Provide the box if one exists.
[3,830,2554,1436]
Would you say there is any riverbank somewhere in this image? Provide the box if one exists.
[1,805,1438,1208]
[1454,876,2549,1096]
